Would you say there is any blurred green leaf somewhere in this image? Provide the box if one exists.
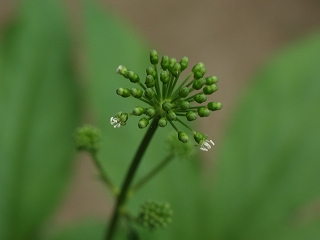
[212,32,320,239]
[0,0,80,239]
[46,220,105,240]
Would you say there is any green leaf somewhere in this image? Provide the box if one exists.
[212,32,320,239]
[46,220,105,240]
[0,1,80,239]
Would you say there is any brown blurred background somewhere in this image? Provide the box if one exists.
[1,0,320,230]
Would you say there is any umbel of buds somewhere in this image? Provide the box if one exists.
[74,125,101,153]
[136,200,173,230]
[111,50,222,151]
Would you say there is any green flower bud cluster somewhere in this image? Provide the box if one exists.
[74,125,101,153]
[112,50,222,151]
[136,200,173,230]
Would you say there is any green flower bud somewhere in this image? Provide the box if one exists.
[179,87,190,98]
[194,67,206,79]
[192,62,205,73]
[127,71,140,83]
[161,55,170,70]
[138,118,149,129]
[133,106,145,116]
[144,88,155,99]
[193,132,205,144]
[192,78,206,90]
[179,56,188,71]
[74,125,101,153]
[146,66,157,78]
[150,50,159,64]
[130,88,143,98]
[162,101,172,111]
[207,101,223,111]
[178,131,188,143]
[160,71,170,84]
[186,111,197,121]
[198,107,210,117]
[158,117,167,127]
[119,113,129,123]
[166,110,176,121]
[194,93,207,103]
[116,65,128,77]
[146,107,156,118]
[170,62,181,77]
[145,75,155,88]
[203,84,218,95]
[205,76,218,85]
[110,112,129,128]
[179,100,190,110]
[168,58,177,72]
[116,87,131,97]
[136,200,173,231]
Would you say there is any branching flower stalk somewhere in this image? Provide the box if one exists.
[105,50,222,239]
[106,117,159,240]
[72,50,223,239]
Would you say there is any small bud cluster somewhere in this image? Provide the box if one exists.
[74,125,101,153]
[136,200,173,230]
[111,50,222,151]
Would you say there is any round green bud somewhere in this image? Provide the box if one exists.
[119,113,129,123]
[116,87,130,97]
[127,71,140,83]
[130,88,143,98]
[194,93,207,103]
[138,118,149,129]
[145,75,155,88]
[178,131,188,143]
[161,55,170,70]
[144,88,155,99]
[146,66,157,78]
[166,110,176,121]
[194,67,206,79]
[192,78,206,90]
[186,111,197,121]
[168,58,177,72]
[198,107,210,117]
[205,76,218,85]
[179,100,190,110]
[194,132,205,144]
[158,117,167,127]
[160,70,170,84]
[179,56,188,71]
[207,101,223,111]
[146,107,156,118]
[179,87,190,98]
[116,65,128,77]
[150,50,159,64]
[162,101,172,111]
[170,62,181,77]
[203,84,218,95]
[192,62,205,73]
[74,125,101,153]
[132,106,145,116]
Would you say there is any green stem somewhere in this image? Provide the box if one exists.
[131,153,174,193]
[106,117,160,240]
[92,153,117,195]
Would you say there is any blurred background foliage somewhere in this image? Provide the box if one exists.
[0,0,320,239]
